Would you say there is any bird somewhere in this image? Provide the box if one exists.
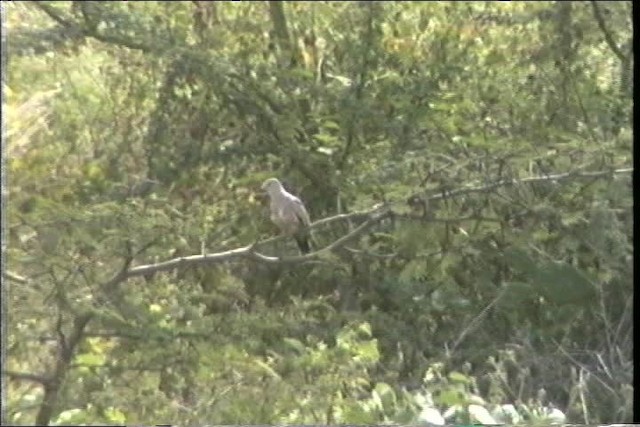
[261,177,312,254]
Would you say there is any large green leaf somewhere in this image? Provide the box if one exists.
[504,248,597,305]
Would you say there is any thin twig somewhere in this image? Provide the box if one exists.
[449,287,507,354]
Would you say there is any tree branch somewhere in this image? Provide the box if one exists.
[3,271,29,284]
[55,168,636,287]
[31,2,76,29]
[32,2,153,53]
[36,312,93,426]
[590,1,627,62]
[124,207,392,278]
[2,370,51,385]
[7,168,629,424]
[267,1,295,64]
[413,167,633,204]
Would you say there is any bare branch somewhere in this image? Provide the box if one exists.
[70,362,164,372]
[3,271,29,284]
[317,209,392,251]
[449,287,508,354]
[553,339,617,395]
[396,213,503,224]
[128,246,252,277]
[126,208,392,277]
[107,167,633,282]
[414,167,633,205]
[29,168,632,291]
[302,167,634,233]
[84,330,212,341]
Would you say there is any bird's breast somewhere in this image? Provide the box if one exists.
[270,205,299,234]
[271,208,293,223]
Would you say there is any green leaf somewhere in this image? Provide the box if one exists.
[436,387,466,406]
[283,337,306,355]
[504,248,597,305]
[254,359,282,380]
[448,371,472,385]
[500,281,537,306]
[321,120,341,131]
[52,408,87,425]
[534,261,597,305]
[75,352,105,368]
[417,407,445,425]
[357,322,372,338]
[468,403,497,424]
[373,382,397,411]
[104,407,126,424]
[504,247,538,276]
[355,339,379,364]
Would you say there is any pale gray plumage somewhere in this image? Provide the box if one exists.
[261,178,312,253]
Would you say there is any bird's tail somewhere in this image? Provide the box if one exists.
[295,235,311,254]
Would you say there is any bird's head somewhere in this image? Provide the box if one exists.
[261,177,283,195]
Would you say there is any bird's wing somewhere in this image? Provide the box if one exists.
[289,195,311,227]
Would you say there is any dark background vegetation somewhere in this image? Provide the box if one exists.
[4,1,633,425]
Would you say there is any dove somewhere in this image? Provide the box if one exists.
[261,178,312,254]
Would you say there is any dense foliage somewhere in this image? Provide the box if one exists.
[5,1,633,425]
